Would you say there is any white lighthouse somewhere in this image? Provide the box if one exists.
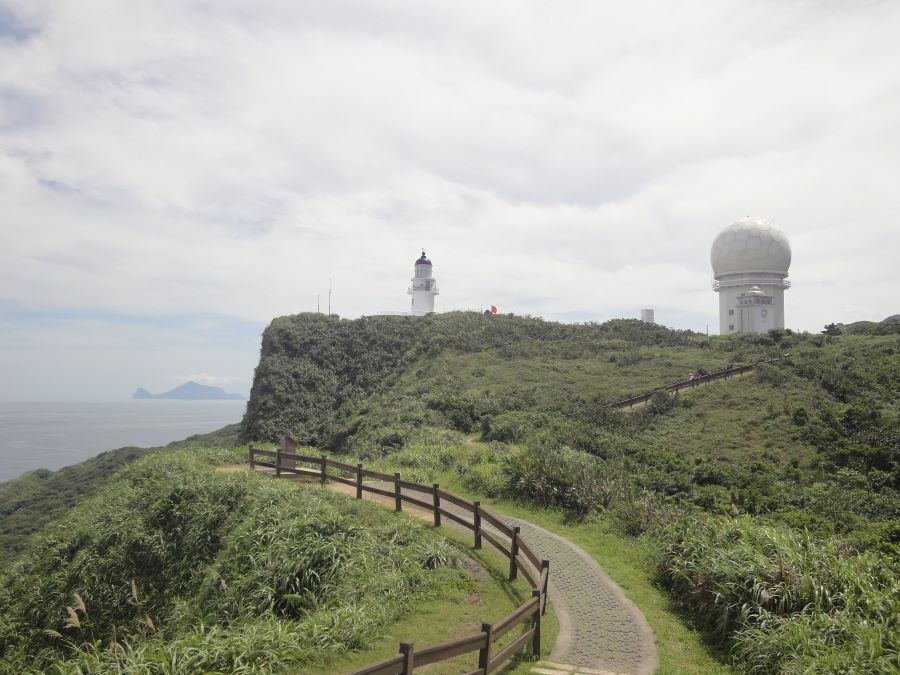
[711,217,791,335]
[408,250,439,315]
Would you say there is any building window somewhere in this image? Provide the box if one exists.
[729,309,734,315]
[729,324,734,331]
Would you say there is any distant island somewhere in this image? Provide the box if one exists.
[133,381,244,400]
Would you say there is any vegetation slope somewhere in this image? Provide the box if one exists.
[0,424,241,571]
[243,312,899,673]
[0,447,464,674]
[0,446,152,571]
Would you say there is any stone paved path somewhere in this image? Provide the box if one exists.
[257,469,657,674]
[394,485,658,675]
[491,513,656,675]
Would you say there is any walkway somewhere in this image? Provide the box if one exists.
[486,512,656,675]
[244,361,780,670]
[322,475,658,675]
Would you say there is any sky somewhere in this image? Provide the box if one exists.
[1,0,898,401]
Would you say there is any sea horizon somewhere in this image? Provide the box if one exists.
[0,400,247,483]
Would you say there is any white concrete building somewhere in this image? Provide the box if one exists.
[711,218,791,335]
[408,250,439,315]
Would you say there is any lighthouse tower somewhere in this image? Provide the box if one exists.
[408,250,439,315]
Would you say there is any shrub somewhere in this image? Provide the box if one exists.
[0,452,461,672]
[658,515,899,672]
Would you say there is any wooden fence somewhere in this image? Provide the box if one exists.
[603,362,760,409]
[248,442,550,675]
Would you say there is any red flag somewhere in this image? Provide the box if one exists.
[490,305,498,314]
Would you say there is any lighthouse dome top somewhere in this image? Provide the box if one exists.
[711,217,791,278]
[415,250,432,266]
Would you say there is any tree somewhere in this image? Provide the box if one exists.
[822,323,842,336]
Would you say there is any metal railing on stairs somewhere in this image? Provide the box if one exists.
[603,361,767,409]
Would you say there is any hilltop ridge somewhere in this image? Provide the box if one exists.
[239,311,898,670]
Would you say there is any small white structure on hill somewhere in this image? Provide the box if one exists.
[734,286,776,334]
[408,250,439,315]
[711,217,791,334]
[641,308,655,324]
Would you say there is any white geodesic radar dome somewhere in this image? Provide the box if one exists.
[710,217,791,277]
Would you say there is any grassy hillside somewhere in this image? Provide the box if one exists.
[246,314,895,547]
[0,424,243,572]
[243,312,899,672]
[0,448,468,673]
[0,446,153,571]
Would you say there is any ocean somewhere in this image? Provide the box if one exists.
[0,400,247,483]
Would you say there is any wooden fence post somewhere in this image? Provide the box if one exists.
[394,473,402,512]
[474,501,482,549]
[477,622,493,674]
[275,445,282,478]
[541,560,550,614]
[399,641,414,675]
[320,455,327,485]
[356,463,363,499]
[531,589,542,658]
[248,445,254,470]
[509,527,520,581]
[432,484,441,527]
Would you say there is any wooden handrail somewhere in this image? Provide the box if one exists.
[436,489,475,512]
[397,479,433,494]
[478,509,514,538]
[414,633,487,667]
[492,596,539,640]
[360,467,397,482]
[517,537,542,572]
[248,441,551,674]
[603,361,763,409]
[326,458,359,473]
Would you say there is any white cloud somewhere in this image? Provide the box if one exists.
[1,0,899,398]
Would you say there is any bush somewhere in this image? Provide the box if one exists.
[658,516,899,672]
[0,451,461,672]
[456,442,512,497]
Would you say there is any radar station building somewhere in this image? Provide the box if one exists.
[408,250,439,315]
[711,218,791,335]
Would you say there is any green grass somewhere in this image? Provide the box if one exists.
[0,448,491,674]
[659,516,899,673]
[642,371,822,471]
[0,445,154,570]
[397,344,736,409]
[441,439,733,675]
[0,423,243,571]
[311,501,559,675]
[305,437,730,672]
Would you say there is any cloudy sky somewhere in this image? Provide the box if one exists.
[1,0,898,400]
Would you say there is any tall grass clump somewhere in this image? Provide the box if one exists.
[0,451,462,673]
[658,515,899,672]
